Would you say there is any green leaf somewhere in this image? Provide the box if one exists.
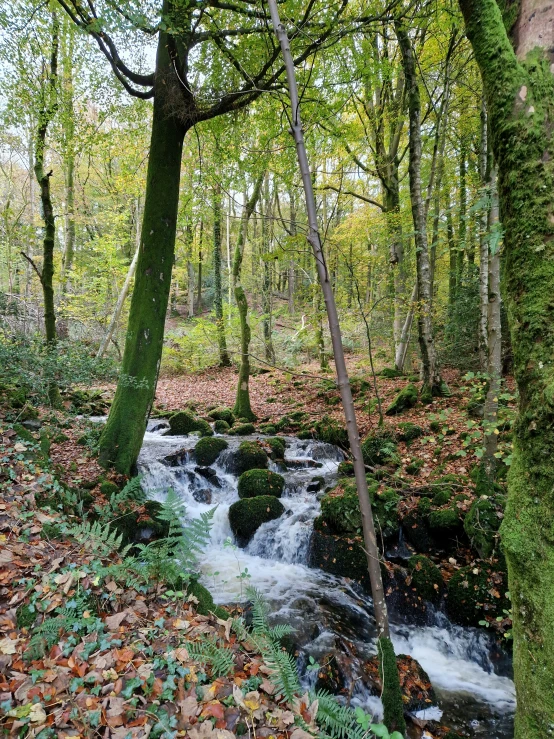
[370,725,389,738]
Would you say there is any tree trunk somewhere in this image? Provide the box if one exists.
[261,176,276,364]
[459,1,554,734]
[197,219,203,312]
[98,27,187,473]
[457,140,467,281]
[479,100,491,371]
[483,169,501,471]
[395,21,442,399]
[96,242,140,359]
[233,172,263,421]
[213,185,231,367]
[32,12,61,407]
[268,2,405,732]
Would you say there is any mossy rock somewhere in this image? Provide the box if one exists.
[168,411,213,437]
[13,423,38,446]
[213,419,230,434]
[265,437,286,460]
[187,580,228,620]
[195,437,228,466]
[228,422,256,436]
[397,422,424,442]
[407,555,444,603]
[446,562,509,626]
[471,463,505,497]
[385,384,418,416]
[274,415,293,432]
[19,403,39,421]
[312,415,349,448]
[99,480,120,498]
[232,441,268,475]
[314,652,346,694]
[433,488,453,506]
[379,368,403,378]
[406,459,424,476]
[320,479,398,540]
[16,604,37,629]
[228,495,285,546]
[464,495,505,559]
[112,500,170,545]
[259,423,277,435]
[297,429,312,440]
[337,460,355,477]
[238,469,285,499]
[208,407,235,425]
[350,377,371,395]
[308,527,370,587]
[361,430,399,468]
[373,488,401,540]
[428,506,462,532]
[290,410,307,422]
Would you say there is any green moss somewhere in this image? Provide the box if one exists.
[265,437,286,460]
[233,441,268,474]
[312,415,349,448]
[208,407,235,425]
[418,496,432,515]
[380,368,403,378]
[228,422,256,436]
[168,411,213,437]
[100,480,120,498]
[320,479,398,540]
[446,562,509,627]
[407,555,444,603]
[428,506,461,532]
[464,496,505,558]
[433,488,453,506]
[228,495,285,546]
[308,527,370,586]
[187,580,228,619]
[386,383,418,416]
[13,423,38,446]
[397,422,424,442]
[337,460,355,477]
[377,636,406,734]
[194,437,228,466]
[237,469,285,499]
[361,430,400,467]
[406,459,424,476]
[16,604,37,628]
[213,419,230,434]
[373,488,401,540]
[41,523,63,540]
[259,423,276,435]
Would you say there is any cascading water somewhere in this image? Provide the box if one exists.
[139,423,515,737]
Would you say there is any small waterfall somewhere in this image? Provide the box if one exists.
[138,427,515,737]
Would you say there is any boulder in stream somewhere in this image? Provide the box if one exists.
[194,436,228,466]
[363,653,437,714]
[238,469,285,499]
[208,407,235,425]
[168,410,213,437]
[446,559,509,627]
[229,495,285,546]
[229,441,269,474]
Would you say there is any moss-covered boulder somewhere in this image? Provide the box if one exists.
[337,460,355,477]
[258,423,277,435]
[231,441,268,475]
[238,469,285,499]
[319,480,399,541]
[407,555,444,603]
[99,480,120,498]
[228,422,256,436]
[361,430,399,467]
[464,495,505,559]
[187,580,228,619]
[433,487,453,506]
[312,415,349,448]
[428,505,462,533]
[168,411,213,437]
[309,526,370,587]
[379,367,403,378]
[213,419,230,434]
[194,437,228,466]
[208,407,235,425]
[373,488,402,540]
[397,422,424,442]
[446,561,509,626]
[265,437,286,460]
[229,496,285,546]
[385,384,418,416]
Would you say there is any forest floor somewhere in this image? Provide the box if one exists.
[0,357,512,738]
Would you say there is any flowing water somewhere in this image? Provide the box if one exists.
[138,424,515,738]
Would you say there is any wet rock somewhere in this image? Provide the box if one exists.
[229,496,285,546]
[307,476,325,493]
[228,441,268,475]
[446,560,509,627]
[195,466,221,488]
[194,436,228,466]
[314,652,347,694]
[363,654,437,714]
[308,526,370,587]
[147,419,169,433]
[21,419,41,431]
[285,458,323,469]
[163,448,190,467]
[238,469,285,499]
[193,488,212,504]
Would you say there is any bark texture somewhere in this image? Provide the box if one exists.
[213,186,231,367]
[98,26,187,473]
[459,0,554,734]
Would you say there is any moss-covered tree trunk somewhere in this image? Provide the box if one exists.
[459,0,554,734]
[213,185,231,367]
[98,28,187,473]
[233,172,264,421]
[395,20,442,398]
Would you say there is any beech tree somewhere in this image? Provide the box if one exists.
[458,0,554,734]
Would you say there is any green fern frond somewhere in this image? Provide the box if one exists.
[187,635,235,677]
[312,691,366,739]
[67,520,131,558]
[269,624,294,640]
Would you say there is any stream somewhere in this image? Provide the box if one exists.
[138,424,516,738]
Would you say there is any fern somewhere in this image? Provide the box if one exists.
[66,520,132,558]
[187,635,235,677]
[107,476,145,517]
[314,691,366,739]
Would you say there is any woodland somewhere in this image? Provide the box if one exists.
[0,0,553,738]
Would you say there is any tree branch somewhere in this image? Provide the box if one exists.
[20,252,43,283]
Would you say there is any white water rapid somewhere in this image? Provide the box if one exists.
[138,424,515,737]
